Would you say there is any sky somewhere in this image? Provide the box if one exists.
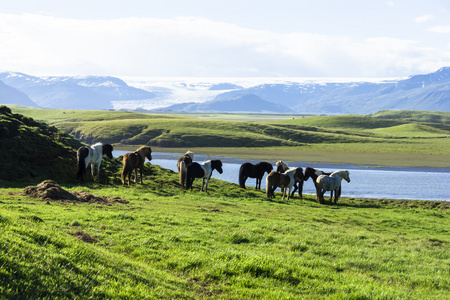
[1,0,450,79]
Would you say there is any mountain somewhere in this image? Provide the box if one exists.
[1,68,449,113]
[0,72,156,110]
[0,79,39,107]
[209,68,450,114]
[155,93,294,113]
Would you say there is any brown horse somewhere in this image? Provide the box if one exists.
[177,151,194,187]
[266,167,303,200]
[121,146,152,185]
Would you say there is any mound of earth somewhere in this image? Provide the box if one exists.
[0,105,84,182]
[23,180,129,205]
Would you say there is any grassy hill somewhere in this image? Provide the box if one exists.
[0,106,85,182]
[9,107,449,168]
[1,106,449,298]
[1,164,449,299]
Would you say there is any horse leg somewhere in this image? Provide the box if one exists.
[298,180,303,199]
[139,166,143,184]
[256,177,260,190]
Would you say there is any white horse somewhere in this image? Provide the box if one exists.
[315,170,350,204]
[77,142,113,182]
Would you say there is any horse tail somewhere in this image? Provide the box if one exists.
[238,164,246,189]
[266,174,272,198]
[76,147,88,182]
[179,160,187,186]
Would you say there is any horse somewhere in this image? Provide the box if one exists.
[177,151,194,187]
[304,167,340,202]
[121,146,152,185]
[266,167,303,201]
[238,161,273,189]
[76,142,113,182]
[186,160,223,192]
[276,160,304,199]
[315,170,350,204]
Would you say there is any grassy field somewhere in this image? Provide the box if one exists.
[1,107,449,299]
[11,107,448,168]
[1,164,449,299]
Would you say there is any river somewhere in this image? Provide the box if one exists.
[114,151,449,202]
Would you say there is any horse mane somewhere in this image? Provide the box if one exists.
[185,151,194,161]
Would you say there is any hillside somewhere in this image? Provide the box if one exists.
[0,105,84,182]
[1,161,449,298]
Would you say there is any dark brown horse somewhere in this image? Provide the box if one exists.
[239,161,273,189]
[304,167,340,203]
[77,142,113,182]
[186,160,223,192]
[266,167,303,200]
[177,151,194,188]
[121,146,152,185]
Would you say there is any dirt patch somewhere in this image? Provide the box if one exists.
[23,180,129,205]
[67,230,99,243]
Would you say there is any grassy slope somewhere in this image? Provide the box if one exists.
[1,164,449,299]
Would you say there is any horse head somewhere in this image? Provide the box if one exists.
[342,170,350,183]
[263,162,273,174]
[144,146,152,161]
[294,167,304,181]
[185,151,194,161]
[211,160,223,174]
[303,167,314,181]
[276,160,288,173]
[102,143,114,159]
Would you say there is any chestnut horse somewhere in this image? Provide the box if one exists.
[239,161,273,189]
[77,142,113,182]
[316,170,350,204]
[186,160,223,192]
[304,167,340,203]
[177,151,194,188]
[121,146,152,185]
[276,160,304,199]
[266,167,303,200]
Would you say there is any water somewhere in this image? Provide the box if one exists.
[114,151,450,202]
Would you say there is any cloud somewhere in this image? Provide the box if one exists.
[415,14,434,23]
[0,13,449,78]
[429,25,450,33]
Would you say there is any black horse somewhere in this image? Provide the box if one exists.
[238,162,273,189]
[186,160,223,192]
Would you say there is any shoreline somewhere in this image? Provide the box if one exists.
[114,146,450,172]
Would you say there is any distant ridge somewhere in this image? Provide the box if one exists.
[1,68,449,113]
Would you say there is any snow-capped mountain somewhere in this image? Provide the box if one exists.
[0,72,156,110]
[1,68,449,113]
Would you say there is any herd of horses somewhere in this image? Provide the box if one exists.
[76,143,350,204]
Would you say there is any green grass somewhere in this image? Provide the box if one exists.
[1,164,449,299]
[8,107,450,168]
